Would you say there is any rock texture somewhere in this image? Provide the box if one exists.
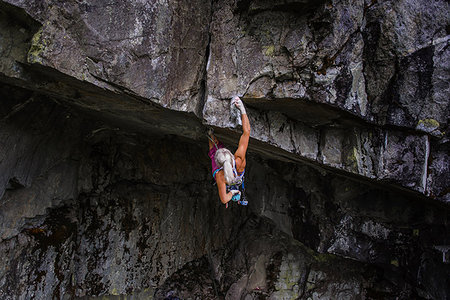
[3,0,211,114]
[0,0,449,299]
[203,0,450,200]
[1,92,448,299]
[0,91,238,298]
[156,214,449,300]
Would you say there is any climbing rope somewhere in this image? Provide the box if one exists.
[207,133,219,150]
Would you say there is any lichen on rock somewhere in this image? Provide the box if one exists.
[27,27,45,64]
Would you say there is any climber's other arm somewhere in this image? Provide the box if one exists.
[216,170,240,204]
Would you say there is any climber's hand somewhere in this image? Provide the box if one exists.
[230,190,241,196]
[230,189,241,202]
[232,96,246,115]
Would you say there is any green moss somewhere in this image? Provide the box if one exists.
[346,147,359,170]
[417,119,440,129]
[350,147,358,161]
[390,259,399,267]
[27,27,46,64]
[314,252,336,263]
[263,45,275,57]
[306,282,315,291]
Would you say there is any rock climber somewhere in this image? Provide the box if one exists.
[207,96,251,207]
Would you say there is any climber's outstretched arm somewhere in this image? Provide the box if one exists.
[235,114,250,162]
[241,112,251,136]
[233,97,250,170]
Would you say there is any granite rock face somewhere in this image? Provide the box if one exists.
[156,214,449,300]
[3,0,211,115]
[1,0,448,200]
[0,91,238,298]
[0,0,449,299]
[1,91,448,299]
[204,0,449,200]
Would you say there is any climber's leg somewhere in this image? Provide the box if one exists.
[207,127,216,150]
[208,134,218,150]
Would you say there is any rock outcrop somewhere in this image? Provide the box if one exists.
[203,0,449,199]
[0,0,449,299]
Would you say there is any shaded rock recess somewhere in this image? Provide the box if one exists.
[0,0,449,299]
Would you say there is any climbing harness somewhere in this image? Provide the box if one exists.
[227,175,247,206]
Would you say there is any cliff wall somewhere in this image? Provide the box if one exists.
[0,0,449,299]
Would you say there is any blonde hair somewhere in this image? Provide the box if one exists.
[214,148,236,184]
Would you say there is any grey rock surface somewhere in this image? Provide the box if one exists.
[0,86,449,298]
[0,0,449,299]
[156,214,449,300]
[0,0,448,200]
[4,0,211,115]
[0,91,239,298]
[203,0,449,200]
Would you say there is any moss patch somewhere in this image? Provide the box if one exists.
[417,119,439,129]
[344,147,360,171]
[390,259,399,267]
[263,45,275,57]
[27,27,46,64]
